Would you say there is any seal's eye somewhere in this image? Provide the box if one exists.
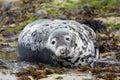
[51,39,56,45]
[65,36,71,42]
[66,37,70,41]
[52,41,55,45]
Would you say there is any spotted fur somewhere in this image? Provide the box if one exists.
[18,19,98,67]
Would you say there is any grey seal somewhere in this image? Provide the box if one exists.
[17,19,98,67]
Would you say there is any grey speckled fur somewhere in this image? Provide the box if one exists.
[18,19,98,67]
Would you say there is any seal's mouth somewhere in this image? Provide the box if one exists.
[53,52,73,59]
[53,47,75,59]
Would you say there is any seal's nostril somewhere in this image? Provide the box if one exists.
[60,49,65,54]
[61,52,65,54]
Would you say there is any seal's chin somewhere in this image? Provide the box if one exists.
[54,55,73,59]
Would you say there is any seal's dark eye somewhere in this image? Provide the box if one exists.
[66,37,70,41]
[52,41,55,45]
[51,38,56,45]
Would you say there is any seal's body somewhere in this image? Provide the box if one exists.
[18,19,98,67]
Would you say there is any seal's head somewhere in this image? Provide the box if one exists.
[46,29,76,59]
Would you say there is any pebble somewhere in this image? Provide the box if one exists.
[9,24,16,28]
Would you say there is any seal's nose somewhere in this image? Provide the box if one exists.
[60,48,66,55]
[59,47,68,56]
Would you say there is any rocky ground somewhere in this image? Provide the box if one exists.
[0,0,120,80]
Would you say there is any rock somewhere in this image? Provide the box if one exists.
[57,15,67,20]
